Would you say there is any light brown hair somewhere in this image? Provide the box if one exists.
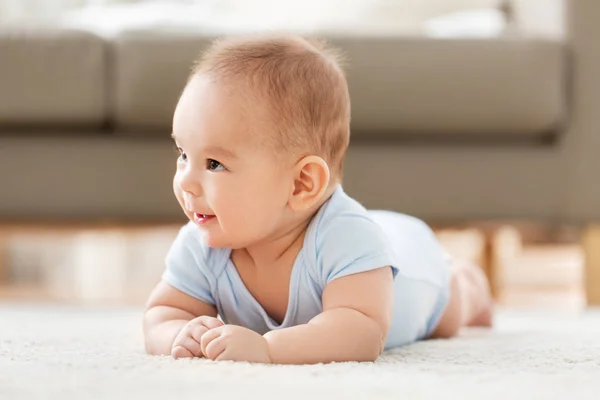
[191,34,351,182]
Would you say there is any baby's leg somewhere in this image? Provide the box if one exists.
[429,259,493,339]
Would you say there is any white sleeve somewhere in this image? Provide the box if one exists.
[315,215,397,287]
[161,223,215,305]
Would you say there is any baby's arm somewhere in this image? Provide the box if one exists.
[264,266,394,364]
[143,280,219,356]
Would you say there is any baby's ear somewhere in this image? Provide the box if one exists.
[289,156,330,212]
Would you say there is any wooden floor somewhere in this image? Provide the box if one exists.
[0,222,593,308]
[583,225,600,306]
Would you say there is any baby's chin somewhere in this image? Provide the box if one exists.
[198,232,226,248]
[196,228,239,249]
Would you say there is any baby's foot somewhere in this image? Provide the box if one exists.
[456,259,494,327]
[468,301,493,327]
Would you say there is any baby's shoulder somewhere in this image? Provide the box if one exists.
[305,186,391,259]
[311,186,384,234]
[301,187,397,284]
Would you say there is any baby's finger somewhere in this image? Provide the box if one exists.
[171,335,184,351]
[190,324,209,343]
[204,335,227,361]
[195,316,224,330]
[171,345,194,359]
[200,328,223,358]
[171,325,192,349]
[173,336,203,358]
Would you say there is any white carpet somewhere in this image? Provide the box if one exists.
[1,304,599,400]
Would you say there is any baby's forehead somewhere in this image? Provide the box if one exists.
[179,74,302,158]
[192,75,274,118]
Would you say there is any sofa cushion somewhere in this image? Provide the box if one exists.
[113,32,566,138]
[0,134,569,221]
[0,28,107,129]
[113,33,216,134]
[331,36,566,138]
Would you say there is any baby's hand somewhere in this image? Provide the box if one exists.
[171,316,224,359]
[200,325,272,364]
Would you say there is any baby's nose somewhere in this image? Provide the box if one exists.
[178,170,203,197]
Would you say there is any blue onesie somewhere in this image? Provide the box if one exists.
[162,185,451,349]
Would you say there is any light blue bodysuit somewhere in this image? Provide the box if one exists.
[162,185,451,349]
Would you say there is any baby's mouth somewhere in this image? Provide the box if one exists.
[194,212,216,225]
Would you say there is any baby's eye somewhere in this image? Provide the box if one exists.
[177,149,188,163]
[207,159,225,172]
[173,145,187,163]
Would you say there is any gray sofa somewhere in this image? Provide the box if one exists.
[0,0,597,226]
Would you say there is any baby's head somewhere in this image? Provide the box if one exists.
[171,34,350,248]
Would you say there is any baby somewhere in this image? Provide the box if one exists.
[143,34,493,364]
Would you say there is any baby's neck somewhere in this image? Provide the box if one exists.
[237,217,310,270]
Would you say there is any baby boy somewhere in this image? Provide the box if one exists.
[143,34,493,364]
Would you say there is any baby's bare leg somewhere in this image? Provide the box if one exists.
[429,259,493,339]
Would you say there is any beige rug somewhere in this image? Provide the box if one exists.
[1,304,599,400]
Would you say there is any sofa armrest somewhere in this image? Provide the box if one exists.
[564,0,600,220]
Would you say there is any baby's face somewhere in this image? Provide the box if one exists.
[171,76,294,248]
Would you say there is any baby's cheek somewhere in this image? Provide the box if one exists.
[172,175,186,210]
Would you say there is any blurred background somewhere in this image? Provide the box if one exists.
[0,0,597,311]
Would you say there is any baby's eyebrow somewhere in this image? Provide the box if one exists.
[170,133,237,159]
[203,145,238,160]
